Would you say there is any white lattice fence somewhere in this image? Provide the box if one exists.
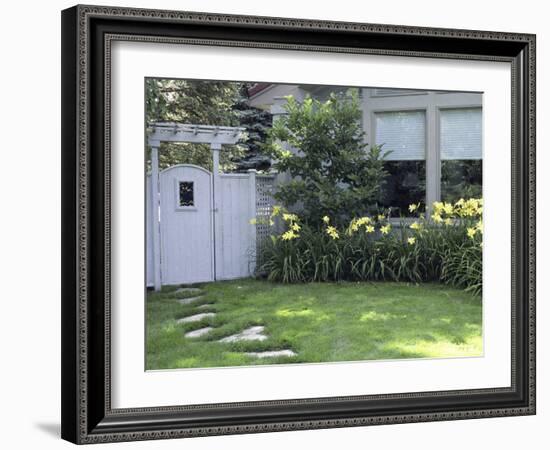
[255,174,276,269]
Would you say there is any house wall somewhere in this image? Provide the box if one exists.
[250,85,482,210]
[361,88,482,207]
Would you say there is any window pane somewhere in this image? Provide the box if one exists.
[440,108,482,160]
[179,181,194,207]
[441,160,482,203]
[378,161,426,217]
[375,110,426,160]
[372,88,428,97]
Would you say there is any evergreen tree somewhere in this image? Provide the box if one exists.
[231,84,273,172]
[145,79,273,172]
[145,78,244,171]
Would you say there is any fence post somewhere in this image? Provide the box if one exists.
[248,169,257,276]
[211,143,222,280]
[150,141,162,291]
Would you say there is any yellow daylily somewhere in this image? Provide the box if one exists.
[322,215,330,224]
[347,216,372,234]
[366,225,375,233]
[410,222,421,230]
[249,218,257,225]
[282,213,298,222]
[432,201,444,213]
[456,198,483,218]
[443,202,454,215]
[326,225,339,240]
[356,216,371,226]
[476,219,483,233]
[407,237,416,245]
[281,230,298,241]
[467,227,477,239]
[380,224,391,235]
[348,219,360,233]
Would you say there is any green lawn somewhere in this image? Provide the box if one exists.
[146,279,482,370]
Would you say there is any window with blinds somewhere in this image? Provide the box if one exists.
[440,107,483,202]
[440,108,482,160]
[374,110,426,161]
[372,88,428,97]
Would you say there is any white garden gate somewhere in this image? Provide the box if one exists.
[145,123,274,291]
[159,165,214,285]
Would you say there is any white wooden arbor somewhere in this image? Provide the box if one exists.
[148,123,246,291]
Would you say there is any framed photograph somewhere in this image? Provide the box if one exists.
[61,4,536,444]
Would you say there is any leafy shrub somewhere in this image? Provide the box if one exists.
[263,90,388,227]
[256,199,483,296]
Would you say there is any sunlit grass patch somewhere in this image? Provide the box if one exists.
[146,279,482,370]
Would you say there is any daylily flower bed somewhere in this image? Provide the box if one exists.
[256,199,483,296]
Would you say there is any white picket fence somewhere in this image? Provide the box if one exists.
[146,165,275,287]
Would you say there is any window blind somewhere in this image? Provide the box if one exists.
[375,110,426,160]
[372,88,428,97]
[440,108,482,160]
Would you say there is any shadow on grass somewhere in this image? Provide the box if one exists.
[146,279,482,370]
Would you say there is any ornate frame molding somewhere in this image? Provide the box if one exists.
[61,4,536,444]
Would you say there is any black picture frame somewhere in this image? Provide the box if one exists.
[61,4,536,444]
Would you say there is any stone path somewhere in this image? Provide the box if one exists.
[174,287,216,336]
[218,326,267,343]
[177,312,215,324]
[244,350,297,358]
[174,287,298,358]
[177,296,204,305]
[185,327,214,338]
[175,287,203,295]
[196,303,214,309]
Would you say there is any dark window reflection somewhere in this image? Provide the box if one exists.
[179,181,194,207]
[378,161,426,217]
[441,160,482,203]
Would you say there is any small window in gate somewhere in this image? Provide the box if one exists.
[178,181,194,207]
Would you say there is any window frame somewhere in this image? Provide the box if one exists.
[363,88,483,213]
[174,179,198,211]
[372,107,428,161]
[438,105,483,161]
[178,181,195,208]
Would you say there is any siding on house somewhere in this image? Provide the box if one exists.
[248,83,483,209]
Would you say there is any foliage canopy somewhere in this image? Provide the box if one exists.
[264,91,388,226]
[145,79,271,172]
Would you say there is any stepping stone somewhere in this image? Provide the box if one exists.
[177,312,216,324]
[175,287,203,295]
[244,350,297,358]
[177,296,204,305]
[185,327,213,338]
[197,303,214,309]
[218,326,267,343]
